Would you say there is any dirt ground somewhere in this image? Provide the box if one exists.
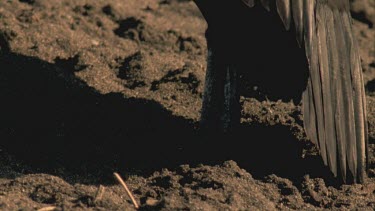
[0,0,374,210]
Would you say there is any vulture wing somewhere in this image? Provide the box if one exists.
[243,0,368,183]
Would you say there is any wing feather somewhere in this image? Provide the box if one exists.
[303,80,318,145]
[292,0,304,45]
[301,0,367,183]
[341,11,368,183]
[243,0,256,7]
[241,0,368,183]
[276,0,292,30]
[261,0,271,11]
[315,2,337,176]
[335,8,358,181]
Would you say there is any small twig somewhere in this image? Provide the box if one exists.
[37,207,57,211]
[114,172,139,209]
[93,185,105,203]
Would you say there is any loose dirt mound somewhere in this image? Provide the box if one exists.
[0,0,374,210]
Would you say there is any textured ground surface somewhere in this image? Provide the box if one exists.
[0,0,374,210]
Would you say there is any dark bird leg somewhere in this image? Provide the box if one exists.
[222,64,240,132]
[200,29,240,133]
[200,45,226,132]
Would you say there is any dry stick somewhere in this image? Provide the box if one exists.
[93,185,105,203]
[37,207,57,211]
[113,172,140,209]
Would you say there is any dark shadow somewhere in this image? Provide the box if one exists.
[0,46,336,186]
[0,37,200,182]
[0,10,334,186]
[201,1,309,103]
[195,123,337,186]
[236,4,309,104]
[351,10,374,29]
[18,0,35,5]
[366,78,375,94]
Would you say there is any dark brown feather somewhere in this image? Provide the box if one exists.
[241,0,368,183]
[296,0,366,183]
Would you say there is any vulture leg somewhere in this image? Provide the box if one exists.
[200,29,240,132]
[200,42,226,132]
[223,64,240,132]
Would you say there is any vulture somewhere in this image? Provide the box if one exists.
[193,0,368,184]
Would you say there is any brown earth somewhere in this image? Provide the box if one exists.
[0,0,374,210]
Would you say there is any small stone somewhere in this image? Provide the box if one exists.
[146,197,159,206]
[91,40,99,46]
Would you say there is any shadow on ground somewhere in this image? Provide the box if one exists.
[0,47,197,173]
[0,37,334,186]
